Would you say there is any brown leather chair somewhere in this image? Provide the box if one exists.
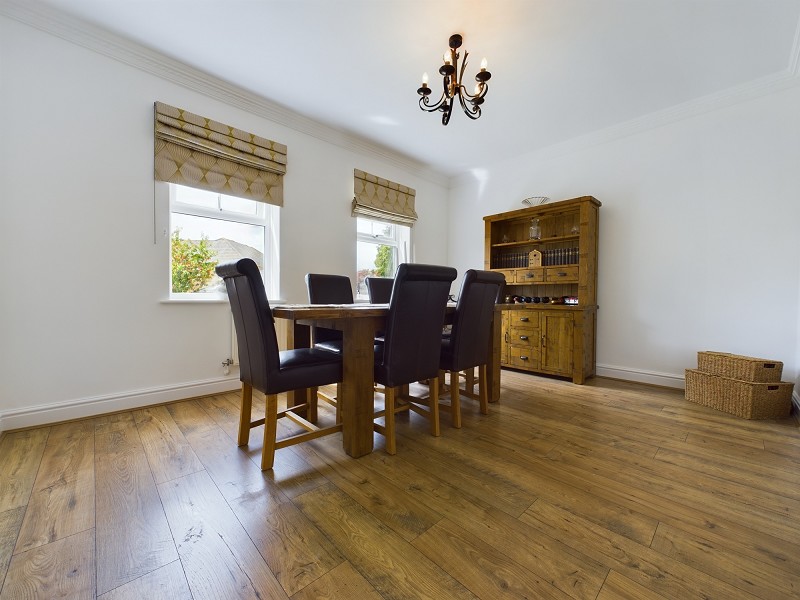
[304,273,354,421]
[372,263,457,454]
[439,269,505,427]
[216,258,343,470]
[365,276,394,303]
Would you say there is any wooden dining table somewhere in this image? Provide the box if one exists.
[271,303,503,458]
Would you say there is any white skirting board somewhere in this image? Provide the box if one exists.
[1,368,795,434]
[595,364,686,389]
[0,376,241,434]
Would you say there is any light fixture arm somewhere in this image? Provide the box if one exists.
[417,33,491,125]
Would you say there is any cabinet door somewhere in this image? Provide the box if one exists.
[500,311,509,364]
[541,312,574,375]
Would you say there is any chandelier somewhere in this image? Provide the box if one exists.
[417,33,492,126]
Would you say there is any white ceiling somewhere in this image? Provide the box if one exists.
[21,0,800,178]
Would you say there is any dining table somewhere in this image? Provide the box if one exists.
[271,302,503,458]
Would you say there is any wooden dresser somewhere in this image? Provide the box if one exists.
[484,196,600,384]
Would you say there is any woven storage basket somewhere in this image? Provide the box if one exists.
[697,351,782,383]
[685,369,793,419]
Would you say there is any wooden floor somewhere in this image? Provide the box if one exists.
[1,371,799,599]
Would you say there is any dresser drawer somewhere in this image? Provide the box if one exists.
[493,269,516,284]
[507,312,538,328]
[508,345,540,369]
[508,326,538,346]
[516,268,545,284]
[545,265,579,283]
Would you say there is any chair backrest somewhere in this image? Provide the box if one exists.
[445,269,506,371]
[305,273,354,345]
[215,258,280,394]
[365,276,394,303]
[377,264,457,387]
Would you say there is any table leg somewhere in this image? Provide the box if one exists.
[340,317,377,457]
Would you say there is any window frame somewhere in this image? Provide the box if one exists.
[165,183,280,302]
[355,216,411,300]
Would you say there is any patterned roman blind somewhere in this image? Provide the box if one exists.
[352,169,418,227]
[154,101,287,205]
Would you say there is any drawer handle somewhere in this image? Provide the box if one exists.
[519,335,528,341]
[525,273,534,279]
[519,317,530,322]
[556,271,568,277]
[504,332,509,343]
[520,355,529,360]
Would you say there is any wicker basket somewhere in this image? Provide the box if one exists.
[685,369,793,419]
[697,351,783,383]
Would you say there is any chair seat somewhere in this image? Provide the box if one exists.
[268,347,343,394]
[314,339,344,353]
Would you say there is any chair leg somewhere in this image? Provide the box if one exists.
[335,383,342,424]
[385,386,396,455]
[238,382,253,446]
[430,377,440,437]
[449,370,462,429]
[308,386,318,423]
[261,393,278,470]
[478,364,489,415]
[465,367,476,395]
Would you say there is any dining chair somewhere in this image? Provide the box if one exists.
[216,258,344,470]
[305,273,354,422]
[304,274,353,352]
[372,263,457,454]
[365,276,394,303]
[438,269,505,427]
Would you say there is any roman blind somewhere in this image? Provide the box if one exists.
[352,169,418,227]
[154,101,287,205]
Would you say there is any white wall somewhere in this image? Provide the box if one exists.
[449,84,800,388]
[0,16,449,430]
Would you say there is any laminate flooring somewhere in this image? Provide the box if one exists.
[1,371,799,599]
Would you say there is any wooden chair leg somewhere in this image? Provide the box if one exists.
[385,386,396,455]
[335,383,342,424]
[430,377,440,437]
[261,394,278,470]
[478,364,489,415]
[238,382,253,446]
[465,367,476,395]
[449,370,462,429]
[308,386,318,423]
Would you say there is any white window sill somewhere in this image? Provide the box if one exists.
[161,296,287,304]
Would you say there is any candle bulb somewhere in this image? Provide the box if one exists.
[443,51,451,65]
[422,72,428,86]
[480,57,488,71]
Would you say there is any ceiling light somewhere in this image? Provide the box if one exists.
[417,33,492,126]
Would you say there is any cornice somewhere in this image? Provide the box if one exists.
[0,0,450,188]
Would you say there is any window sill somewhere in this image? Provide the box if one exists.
[161,296,229,304]
[161,296,287,304]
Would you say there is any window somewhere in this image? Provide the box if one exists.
[168,183,279,300]
[355,217,410,299]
